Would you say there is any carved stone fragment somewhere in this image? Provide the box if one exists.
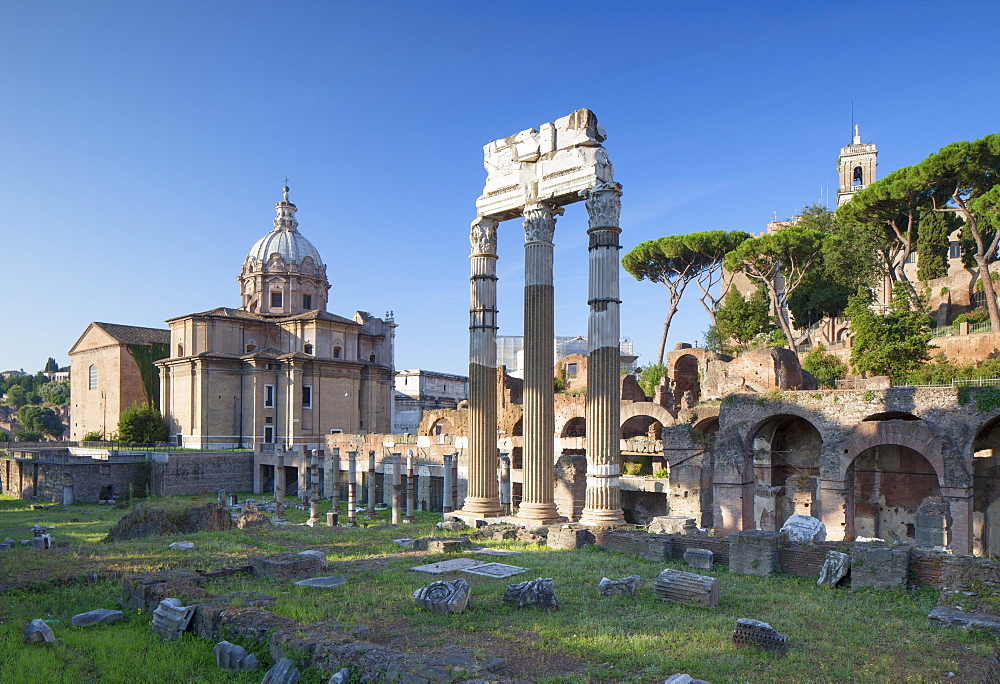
[652,568,719,607]
[850,543,910,591]
[816,551,851,587]
[597,575,640,596]
[262,657,300,684]
[780,514,826,543]
[213,640,259,671]
[683,548,714,571]
[729,530,784,577]
[503,577,559,609]
[732,618,788,655]
[413,579,472,614]
[151,598,196,641]
[71,609,123,627]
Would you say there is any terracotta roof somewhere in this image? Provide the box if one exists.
[92,322,170,345]
[171,307,360,326]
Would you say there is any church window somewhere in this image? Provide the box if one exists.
[246,344,256,352]
[88,365,97,390]
[302,385,312,409]
[853,166,864,186]
[264,426,274,443]
[264,385,274,408]
[304,344,313,355]
[369,352,376,363]
[303,294,312,310]
[271,291,283,308]
[333,346,342,359]
[950,242,961,259]
[177,344,183,356]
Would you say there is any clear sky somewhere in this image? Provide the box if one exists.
[3,1,999,376]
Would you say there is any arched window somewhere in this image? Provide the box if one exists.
[333,345,342,359]
[246,344,256,353]
[853,166,864,186]
[304,344,313,355]
[177,344,183,356]
[88,364,97,390]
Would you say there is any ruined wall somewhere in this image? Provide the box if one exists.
[152,452,254,496]
[0,456,150,502]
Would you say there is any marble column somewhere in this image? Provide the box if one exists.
[460,217,503,518]
[516,201,563,525]
[366,450,377,519]
[580,182,626,526]
[347,450,358,526]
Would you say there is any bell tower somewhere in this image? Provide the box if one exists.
[837,125,878,205]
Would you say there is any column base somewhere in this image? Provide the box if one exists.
[455,497,503,519]
[578,507,626,527]
[510,502,562,526]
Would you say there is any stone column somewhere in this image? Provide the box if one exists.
[460,216,503,518]
[442,453,453,513]
[274,450,286,522]
[579,182,625,526]
[817,477,852,541]
[307,449,320,526]
[405,450,416,523]
[390,453,403,525]
[498,453,511,515]
[366,450,377,519]
[516,201,563,525]
[347,450,358,526]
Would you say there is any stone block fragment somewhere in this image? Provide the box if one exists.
[664,675,710,684]
[71,609,123,627]
[213,640,259,670]
[652,568,719,608]
[151,598,196,641]
[168,541,194,550]
[250,552,324,579]
[649,516,695,535]
[779,514,826,543]
[503,577,559,609]
[24,619,56,644]
[683,548,714,571]
[328,668,350,684]
[413,579,472,614]
[597,575,640,596]
[732,618,788,655]
[298,549,327,568]
[294,577,346,588]
[411,536,472,552]
[437,520,466,531]
[547,526,593,550]
[915,514,950,548]
[849,543,910,591]
[729,530,784,576]
[816,551,851,587]
[928,606,1000,637]
[262,657,300,684]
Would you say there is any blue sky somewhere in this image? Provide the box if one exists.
[3,1,999,376]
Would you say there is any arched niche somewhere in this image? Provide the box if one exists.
[748,413,823,531]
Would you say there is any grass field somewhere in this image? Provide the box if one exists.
[0,494,996,683]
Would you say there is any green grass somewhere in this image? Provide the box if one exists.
[0,494,996,682]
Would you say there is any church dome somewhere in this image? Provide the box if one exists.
[245,185,324,267]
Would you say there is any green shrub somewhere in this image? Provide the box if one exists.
[117,402,167,444]
[802,343,847,382]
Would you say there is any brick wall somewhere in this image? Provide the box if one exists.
[0,456,150,502]
[152,452,254,496]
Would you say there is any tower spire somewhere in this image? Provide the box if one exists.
[274,180,298,231]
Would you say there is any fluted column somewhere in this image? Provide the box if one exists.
[459,217,503,517]
[516,201,564,525]
[580,182,626,526]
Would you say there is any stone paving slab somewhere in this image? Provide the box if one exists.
[461,562,528,578]
[468,547,522,556]
[410,558,484,574]
[294,576,347,588]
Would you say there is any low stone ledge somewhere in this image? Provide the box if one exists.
[928,607,1000,636]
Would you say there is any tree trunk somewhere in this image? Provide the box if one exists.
[978,258,1000,332]
[656,302,680,366]
[765,282,796,351]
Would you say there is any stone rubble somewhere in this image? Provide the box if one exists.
[502,578,559,609]
[24,619,56,644]
[779,514,827,543]
[816,551,851,587]
[262,657,300,684]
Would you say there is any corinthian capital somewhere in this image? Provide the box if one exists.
[522,202,564,244]
[582,181,623,230]
[469,216,499,255]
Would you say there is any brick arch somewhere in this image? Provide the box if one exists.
[743,407,828,452]
[554,409,585,439]
[620,402,674,427]
[840,421,946,484]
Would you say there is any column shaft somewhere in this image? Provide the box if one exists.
[460,217,503,517]
[517,202,563,525]
[580,182,626,526]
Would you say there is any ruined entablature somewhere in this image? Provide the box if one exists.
[476,108,614,222]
